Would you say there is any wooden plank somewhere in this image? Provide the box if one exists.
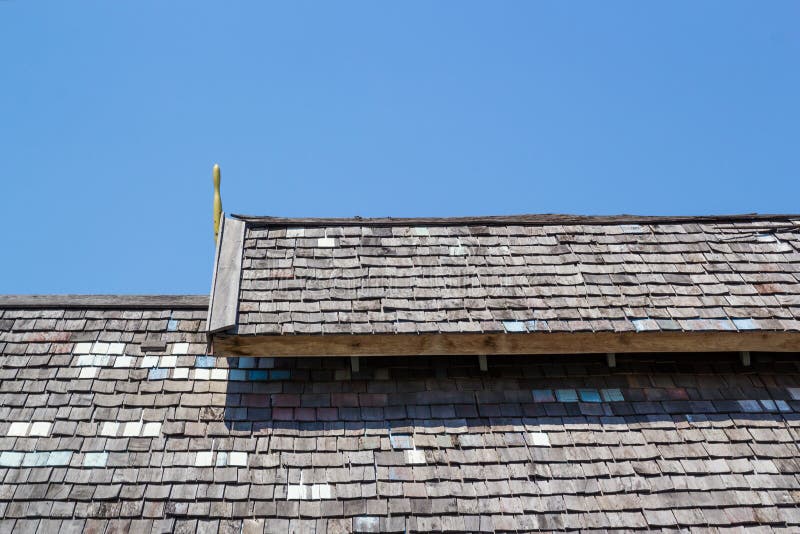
[0,295,208,309]
[231,212,800,228]
[213,331,800,357]
[206,211,226,331]
[208,216,246,333]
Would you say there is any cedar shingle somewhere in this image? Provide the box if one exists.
[3,290,800,529]
[235,215,800,335]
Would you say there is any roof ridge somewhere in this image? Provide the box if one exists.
[0,294,209,309]
[231,212,800,228]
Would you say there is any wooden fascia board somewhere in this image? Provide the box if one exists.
[0,295,208,309]
[206,211,225,331]
[213,331,800,357]
[207,215,246,333]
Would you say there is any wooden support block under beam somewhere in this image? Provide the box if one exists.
[350,356,360,373]
[740,351,751,367]
[478,355,488,372]
[607,353,616,368]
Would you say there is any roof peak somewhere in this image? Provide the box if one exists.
[231,212,800,228]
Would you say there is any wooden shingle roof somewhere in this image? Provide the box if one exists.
[208,213,800,355]
[2,298,800,531]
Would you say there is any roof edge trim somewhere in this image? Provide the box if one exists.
[0,295,209,309]
[207,210,226,332]
[213,330,800,357]
[207,216,246,333]
[230,212,800,228]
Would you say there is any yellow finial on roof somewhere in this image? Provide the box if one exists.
[213,164,222,243]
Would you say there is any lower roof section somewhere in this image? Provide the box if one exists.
[3,297,800,530]
[214,330,800,357]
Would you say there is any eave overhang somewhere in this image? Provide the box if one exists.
[213,330,800,357]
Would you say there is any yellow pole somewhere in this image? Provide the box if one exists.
[213,164,222,243]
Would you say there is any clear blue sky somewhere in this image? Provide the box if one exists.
[2,2,798,294]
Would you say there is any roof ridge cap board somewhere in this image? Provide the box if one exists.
[230,213,800,228]
[0,295,209,309]
[207,215,246,333]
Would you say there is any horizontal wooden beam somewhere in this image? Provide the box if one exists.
[213,331,800,357]
[0,294,208,309]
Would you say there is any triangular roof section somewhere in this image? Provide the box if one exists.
[208,212,800,357]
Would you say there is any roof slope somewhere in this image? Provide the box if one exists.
[230,214,800,336]
[3,298,800,531]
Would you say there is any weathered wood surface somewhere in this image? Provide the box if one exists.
[140,341,168,352]
[208,216,246,333]
[234,213,800,338]
[206,211,226,332]
[0,295,208,309]
[232,212,800,228]
[213,331,800,357]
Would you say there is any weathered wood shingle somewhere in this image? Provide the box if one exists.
[232,214,800,336]
[2,300,800,531]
